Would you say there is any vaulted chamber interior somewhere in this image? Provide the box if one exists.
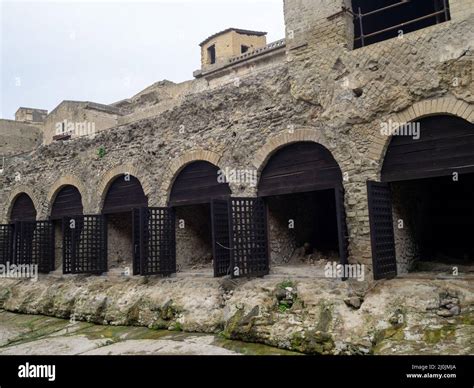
[258,142,347,267]
[380,115,474,275]
[392,174,474,272]
[102,175,147,271]
[266,190,339,264]
[50,185,83,271]
[169,161,231,272]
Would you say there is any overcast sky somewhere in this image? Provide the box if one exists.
[0,0,285,119]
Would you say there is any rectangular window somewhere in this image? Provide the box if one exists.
[241,45,250,54]
[207,44,216,64]
[352,0,451,49]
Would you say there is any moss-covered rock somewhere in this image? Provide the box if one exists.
[291,330,335,354]
[423,325,456,344]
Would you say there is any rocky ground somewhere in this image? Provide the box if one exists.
[0,311,297,355]
[0,273,472,355]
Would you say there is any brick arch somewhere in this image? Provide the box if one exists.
[46,175,89,216]
[252,128,338,173]
[96,163,152,211]
[159,150,224,205]
[2,185,43,223]
[369,97,474,174]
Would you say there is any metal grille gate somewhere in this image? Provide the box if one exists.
[10,221,54,273]
[133,208,176,276]
[32,222,55,273]
[211,199,232,277]
[63,215,107,275]
[230,198,269,278]
[0,224,14,265]
[367,181,397,280]
[132,209,141,275]
[211,198,269,278]
[335,186,349,267]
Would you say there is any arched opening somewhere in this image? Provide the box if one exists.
[169,161,231,273]
[102,175,148,271]
[379,115,474,275]
[50,185,84,271]
[258,142,347,274]
[10,193,37,222]
[6,193,37,265]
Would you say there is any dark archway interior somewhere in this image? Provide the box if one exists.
[50,185,84,271]
[175,204,213,271]
[352,0,450,48]
[266,189,339,263]
[393,173,474,268]
[103,175,148,270]
[258,142,342,197]
[169,161,231,207]
[10,193,37,222]
[259,142,343,265]
[169,161,231,272]
[382,116,474,182]
[103,176,148,214]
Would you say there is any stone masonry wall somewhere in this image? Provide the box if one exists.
[175,205,213,270]
[282,0,474,272]
[107,213,134,271]
[0,0,473,279]
[0,119,42,156]
[391,182,421,274]
[42,102,119,145]
[267,204,297,265]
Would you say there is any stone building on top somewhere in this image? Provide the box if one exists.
[198,28,268,69]
[0,0,473,282]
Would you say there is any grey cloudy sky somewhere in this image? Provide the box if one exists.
[0,0,285,119]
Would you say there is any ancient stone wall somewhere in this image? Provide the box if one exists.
[0,119,42,156]
[107,213,134,271]
[282,0,473,271]
[15,108,48,123]
[267,204,297,265]
[0,0,473,279]
[175,205,213,270]
[391,183,420,274]
[42,101,120,145]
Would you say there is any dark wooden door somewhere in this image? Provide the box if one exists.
[335,186,349,267]
[229,198,269,278]
[211,199,232,277]
[10,193,36,222]
[169,161,231,207]
[382,116,474,182]
[0,224,14,265]
[12,221,34,266]
[11,221,54,273]
[132,209,141,275]
[133,208,176,276]
[367,181,397,280]
[102,176,148,214]
[258,142,343,197]
[63,215,107,275]
[51,186,83,220]
[33,221,55,273]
